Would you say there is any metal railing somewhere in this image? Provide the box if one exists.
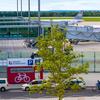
[0,51,100,78]
[0,51,33,60]
[76,52,100,72]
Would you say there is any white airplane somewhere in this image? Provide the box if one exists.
[39,11,84,26]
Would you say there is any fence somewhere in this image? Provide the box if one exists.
[76,52,100,72]
[0,51,33,60]
[0,51,100,78]
[0,51,100,72]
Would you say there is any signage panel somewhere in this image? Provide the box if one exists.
[8,58,33,66]
[7,66,35,84]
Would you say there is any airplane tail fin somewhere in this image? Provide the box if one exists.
[74,11,83,19]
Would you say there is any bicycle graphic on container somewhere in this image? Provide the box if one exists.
[15,73,30,83]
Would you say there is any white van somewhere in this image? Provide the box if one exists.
[0,78,9,92]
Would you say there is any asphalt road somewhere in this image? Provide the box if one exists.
[0,89,100,100]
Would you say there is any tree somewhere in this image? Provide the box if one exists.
[29,25,89,100]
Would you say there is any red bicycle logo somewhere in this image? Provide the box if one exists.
[15,73,30,83]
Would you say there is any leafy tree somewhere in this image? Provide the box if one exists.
[29,26,89,100]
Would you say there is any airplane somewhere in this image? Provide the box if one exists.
[0,11,83,27]
[39,11,84,26]
[23,11,84,47]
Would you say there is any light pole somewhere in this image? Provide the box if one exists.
[17,0,19,17]
[17,0,19,35]
[28,0,30,22]
[21,0,22,17]
[28,0,30,40]
[38,0,41,36]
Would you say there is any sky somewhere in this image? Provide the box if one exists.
[0,0,100,11]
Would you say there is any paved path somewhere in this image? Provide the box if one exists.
[1,89,100,100]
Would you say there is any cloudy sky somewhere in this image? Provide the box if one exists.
[0,0,100,11]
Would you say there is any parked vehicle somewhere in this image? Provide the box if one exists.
[21,79,44,91]
[0,78,9,92]
[96,80,100,90]
[43,79,86,89]
[65,79,86,89]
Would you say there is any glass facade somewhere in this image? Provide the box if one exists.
[0,17,42,38]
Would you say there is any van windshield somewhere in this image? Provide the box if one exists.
[0,80,6,84]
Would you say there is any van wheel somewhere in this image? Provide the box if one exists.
[25,87,30,91]
[1,87,6,92]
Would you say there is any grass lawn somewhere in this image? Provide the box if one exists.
[83,17,100,21]
[31,17,100,21]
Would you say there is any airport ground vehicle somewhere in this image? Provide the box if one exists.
[0,78,9,92]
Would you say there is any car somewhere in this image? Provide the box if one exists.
[96,80,100,90]
[21,79,44,91]
[41,79,86,89]
[0,78,9,92]
[65,79,86,89]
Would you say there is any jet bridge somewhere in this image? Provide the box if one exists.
[67,25,100,44]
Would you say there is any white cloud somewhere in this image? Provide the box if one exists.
[0,0,99,11]
[41,0,100,10]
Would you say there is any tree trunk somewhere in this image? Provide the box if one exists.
[58,97,63,100]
